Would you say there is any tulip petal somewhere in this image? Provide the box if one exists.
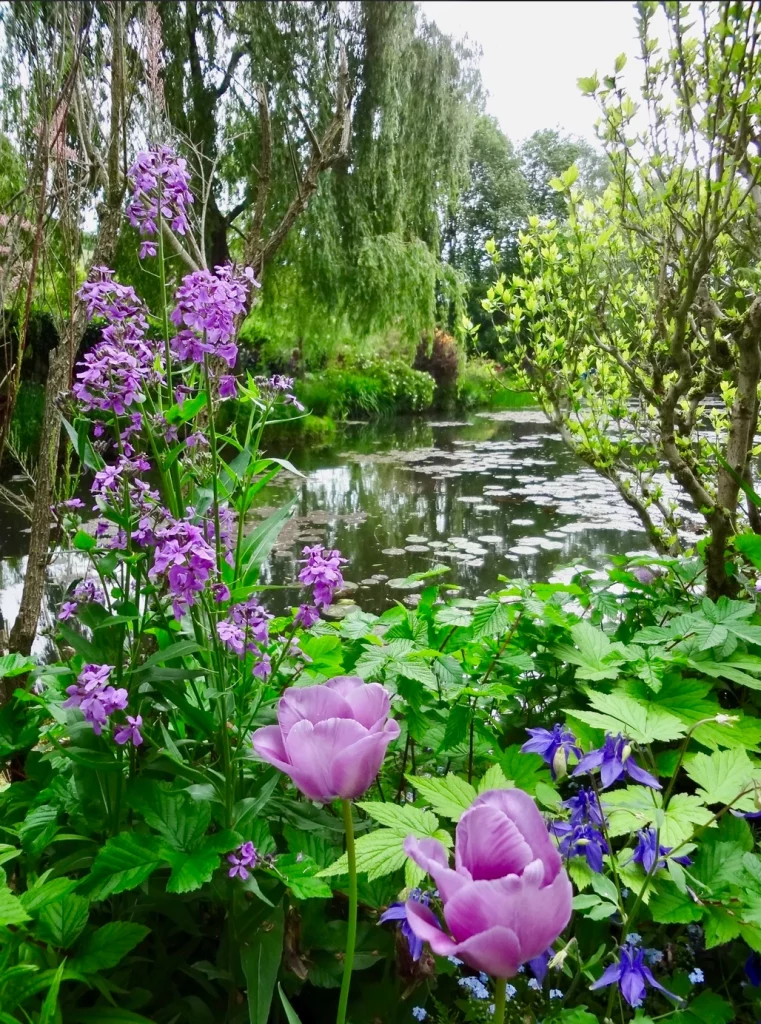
[278,685,354,740]
[341,682,391,731]
[444,879,511,942]
[284,717,368,803]
[470,788,563,884]
[323,675,364,697]
[252,725,291,773]
[331,719,400,799]
[452,925,523,978]
[404,900,458,958]
[456,804,534,881]
[404,835,470,901]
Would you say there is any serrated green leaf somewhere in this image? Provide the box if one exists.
[568,690,685,743]
[0,887,30,926]
[477,763,513,793]
[37,894,90,948]
[72,922,149,973]
[471,599,511,639]
[406,773,476,820]
[649,883,703,924]
[684,748,759,806]
[80,832,165,900]
[165,830,239,894]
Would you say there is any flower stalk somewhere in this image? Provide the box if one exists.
[336,799,358,1024]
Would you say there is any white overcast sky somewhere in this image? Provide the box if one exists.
[419,1,643,144]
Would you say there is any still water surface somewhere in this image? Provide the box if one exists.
[0,409,653,653]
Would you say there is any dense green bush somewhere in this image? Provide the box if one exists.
[296,359,435,420]
[456,356,534,410]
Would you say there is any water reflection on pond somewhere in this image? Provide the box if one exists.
[256,409,650,613]
[0,408,654,653]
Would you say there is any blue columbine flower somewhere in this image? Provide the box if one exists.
[522,724,582,778]
[552,821,609,873]
[627,827,692,874]
[746,952,761,986]
[379,889,430,960]
[590,942,681,1008]
[573,733,661,790]
[528,947,555,983]
[562,786,604,827]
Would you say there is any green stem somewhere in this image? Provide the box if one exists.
[492,977,507,1024]
[336,799,357,1024]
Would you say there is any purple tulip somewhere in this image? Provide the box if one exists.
[402,789,572,978]
[251,676,400,803]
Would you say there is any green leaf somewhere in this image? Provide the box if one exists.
[39,961,66,1024]
[240,903,284,1024]
[0,653,35,678]
[590,874,618,904]
[37,894,90,948]
[278,983,304,1024]
[554,621,623,681]
[241,500,296,583]
[165,831,240,894]
[0,887,30,926]
[73,529,96,551]
[568,691,685,743]
[435,605,473,628]
[406,773,477,820]
[614,52,627,72]
[19,876,78,912]
[80,833,165,900]
[671,991,734,1024]
[735,532,761,569]
[685,748,758,806]
[703,907,741,948]
[471,599,511,639]
[128,782,211,851]
[649,883,703,924]
[500,745,550,795]
[72,922,149,973]
[275,854,332,899]
[357,802,441,834]
[477,763,512,793]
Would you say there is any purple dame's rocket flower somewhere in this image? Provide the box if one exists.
[63,664,128,736]
[252,676,400,803]
[627,828,692,874]
[573,733,661,790]
[379,888,431,960]
[402,789,572,979]
[228,841,258,880]
[522,724,581,779]
[114,714,143,747]
[127,146,194,242]
[170,263,256,369]
[295,604,320,629]
[298,545,347,607]
[590,941,681,1008]
[149,514,217,619]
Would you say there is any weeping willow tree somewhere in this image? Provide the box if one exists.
[153,1,480,363]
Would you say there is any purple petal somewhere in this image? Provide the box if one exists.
[572,748,605,776]
[323,676,364,697]
[455,804,534,881]
[378,904,408,923]
[339,681,392,731]
[451,925,524,978]
[277,685,353,740]
[284,717,369,803]
[625,760,662,790]
[251,725,291,773]
[642,965,681,1003]
[404,900,457,958]
[589,961,623,991]
[600,757,625,789]
[404,835,469,901]
[468,789,563,884]
[620,967,646,1008]
[330,720,400,799]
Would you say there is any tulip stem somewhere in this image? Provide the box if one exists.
[492,977,507,1024]
[336,799,357,1024]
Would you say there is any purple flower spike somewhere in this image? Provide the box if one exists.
[63,664,128,736]
[627,828,691,874]
[298,545,347,608]
[402,789,572,978]
[522,724,581,779]
[252,677,400,803]
[127,146,194,246]
[573,733,661,790]
[170,264,255,369]
[590,942,681,1008]
[379,888,430,960]
[295,604,320,629]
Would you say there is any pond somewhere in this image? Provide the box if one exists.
[0,408,657,654]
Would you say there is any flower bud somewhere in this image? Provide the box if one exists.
[621,743,632,763]
[552,746,569,780]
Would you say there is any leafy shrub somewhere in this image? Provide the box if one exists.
[414,329,462,407]
[457,356,534,409]
[296,358,434,419]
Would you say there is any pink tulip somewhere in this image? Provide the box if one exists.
[251,676,400,803]
[403,789,572,978]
